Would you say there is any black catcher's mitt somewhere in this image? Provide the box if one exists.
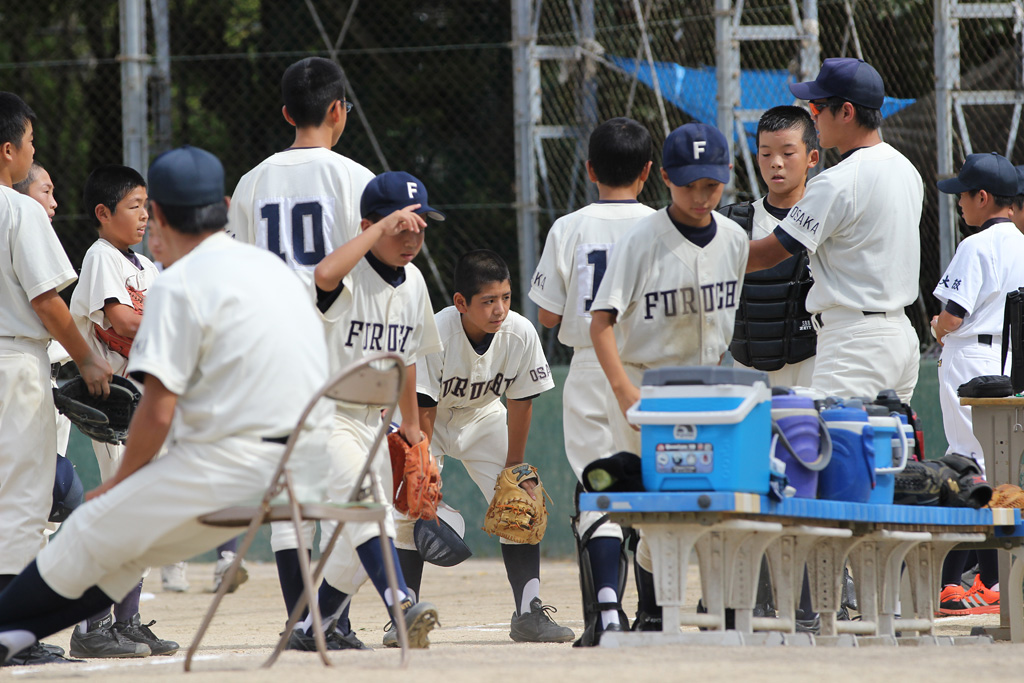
[53,375,140,445]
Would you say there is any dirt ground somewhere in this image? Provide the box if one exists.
[5,558,1024,682]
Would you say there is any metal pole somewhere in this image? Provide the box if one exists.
[513,0,540,323]
[150,0,171,156]
[800,0,820,83]
[119,0,148,177]
[934,0,957,267]
[715,0,738,203]
[580,0,599,206]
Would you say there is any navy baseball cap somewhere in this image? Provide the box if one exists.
[148,145,225,207]
[662,123,730,186]
[360,171,445,221]
[789,58,885,109]
[1016,165,1024,195]
[937,153,1018,196]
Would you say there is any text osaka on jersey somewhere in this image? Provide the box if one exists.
[643,281,738,320]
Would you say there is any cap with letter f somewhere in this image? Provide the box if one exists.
[662,122,731,186]
[360,171,445,221]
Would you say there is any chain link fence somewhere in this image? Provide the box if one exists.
[532,0,1023,362]
[1,0,1021,348]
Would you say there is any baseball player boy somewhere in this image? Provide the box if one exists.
[0,144,334,667]
[227,56,374,284]
[0,93,114,666]
[225,55,375,634]
[747,58,924,402]
[67,165,176,659]
[406,248,575,644]
[12,161,57,220]
[299,171,445,650]
[727,106,820,387]
[930,152,1022,616]
[589,122,748,632]
[528,117,653,644]
[1012,166,1024,234]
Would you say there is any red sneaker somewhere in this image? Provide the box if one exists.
[961,574,999,615]
[937,584,970,616]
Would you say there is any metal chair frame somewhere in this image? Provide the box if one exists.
[184,352,410,670]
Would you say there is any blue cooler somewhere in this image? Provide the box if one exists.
[818,405,876,503]
[627,367,771,493]
[864,406,909,504]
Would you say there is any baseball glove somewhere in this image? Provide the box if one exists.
[94,284,145,358]
[387,432,441,521]
[53,375,141,445]
[483,463,548,544]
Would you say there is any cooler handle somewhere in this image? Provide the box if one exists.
[874,413,909,475]
[770,416,831,472]
[626,385,769,426]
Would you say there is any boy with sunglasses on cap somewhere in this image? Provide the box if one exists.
[930,152,1024,617]
[590,121,748,629]
[747,57,924,403]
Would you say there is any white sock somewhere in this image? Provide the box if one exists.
[297,613,314,633]
[990,583,1000,592]
[0,630,36,662]
[598,587,620,628]
[519,578,541,615]
[383,587,407,607]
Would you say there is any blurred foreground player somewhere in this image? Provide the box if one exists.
[0,145,331,666]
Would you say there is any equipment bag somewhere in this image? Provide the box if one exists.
[1001,287,1024,394]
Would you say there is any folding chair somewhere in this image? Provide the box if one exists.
[185,352,412,671]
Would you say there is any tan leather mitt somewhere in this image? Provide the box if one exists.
[482,464,548,544]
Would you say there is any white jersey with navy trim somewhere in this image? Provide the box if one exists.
[226,147,375,285]
[417,307,554,409]
[776,143,923,314]
[528,201,655,349]
[591,208,749,369]
[933,221,1024,342]
[320,258,442,374]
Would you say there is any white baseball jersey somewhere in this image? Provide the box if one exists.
[932,220,1024,341]
[71,238,160,376]
[39,230,331,601]
[129,232,329,444]
[777,142,923,314]
[591,208,749,368]
[528,201,655,349]
[0,186,77,340]
[417,307,554,409]
[226,147,375,285]
[319,257,441,375]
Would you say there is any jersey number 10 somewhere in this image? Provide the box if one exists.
[260,200,328,266]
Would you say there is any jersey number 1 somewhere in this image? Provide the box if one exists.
[582,248,607,312]
[260,201,326,265]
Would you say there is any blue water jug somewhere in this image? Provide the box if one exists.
[771,394,831,498]
[818,405,876,503]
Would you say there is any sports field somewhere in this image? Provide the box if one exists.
[5,558,1021,682]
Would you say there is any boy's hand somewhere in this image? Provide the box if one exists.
[399,421,423,446]
[78,353,113,398]
[930,315,944,346]
[377,205,427,236]
[614,382,641,431]
[520,478,538,500]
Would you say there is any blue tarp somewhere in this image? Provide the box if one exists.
[609,56,916,151]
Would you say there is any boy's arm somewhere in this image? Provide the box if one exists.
[86,374,175,499]
[746,233,793,273]
[397,363,422,445]
[590,309,638,424]
[104,301,143,338]
[313,205,426,291]
[506,397,537,499]
[418,403,437,444]
[537,307,562,328]
[931,310,964,347]
[32,290,112,396]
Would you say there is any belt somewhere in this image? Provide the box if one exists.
[813,310,885,326]
[978,334,993,346]
[261,435,290,445]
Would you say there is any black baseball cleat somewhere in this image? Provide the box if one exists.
[114,614,179,656]
[70,615,151,658]
[5,642,83,666]
[510,598,575,643]
[287,620,372,651]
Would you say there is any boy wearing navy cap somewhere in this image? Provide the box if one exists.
[1011,165,1024,235]
[0,145,336,666]
[304,171,444,649]
[931,152,1023,616]
[747,58,925,403]
[590,122,749,628]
